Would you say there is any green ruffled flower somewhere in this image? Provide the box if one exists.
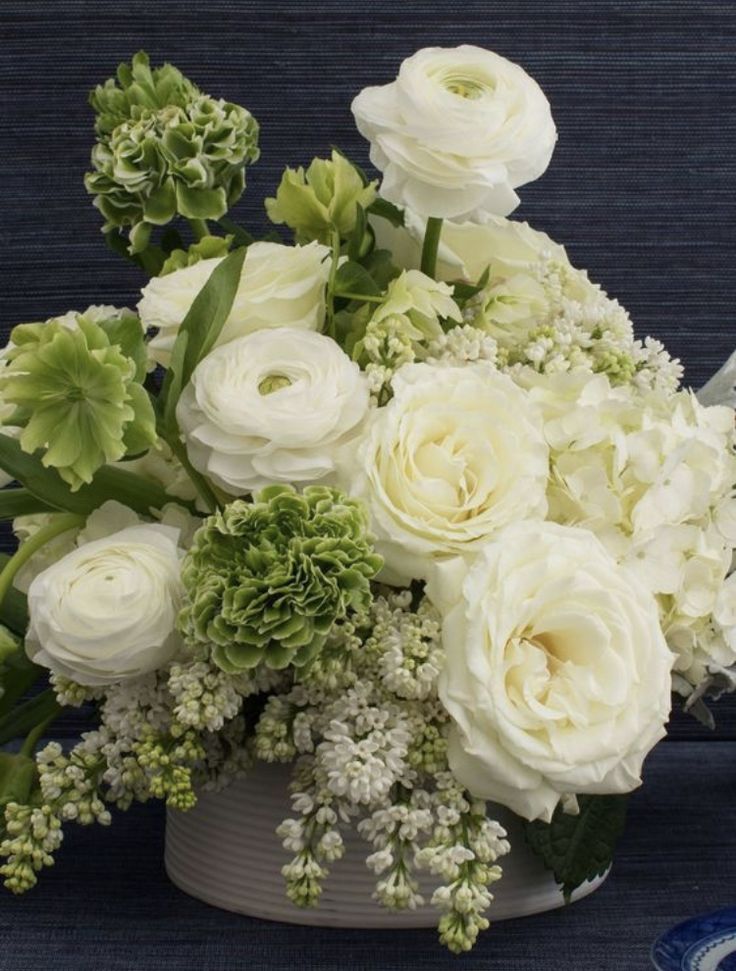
[179,485,383,672]
[0,310,156,491]
[85,51,260,251]
[266,150,377,244]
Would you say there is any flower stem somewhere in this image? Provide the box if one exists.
[335,291,382,304]
[0,513,84,612]
[420,216,443,279]
[188,218,209,241]
[325,227,342,339]
[165,434,220,513]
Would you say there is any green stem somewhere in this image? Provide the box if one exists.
[188,218,209,241]
[0,513,84,612]
[325,227,342,339]
[335,291,382,304]
[165,434,219,513]
[420,216,443,279]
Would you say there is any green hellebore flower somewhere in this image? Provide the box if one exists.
[265,150,377,244]
[179,485,383,673]
[85,51,260,250]
[0,311,156,491]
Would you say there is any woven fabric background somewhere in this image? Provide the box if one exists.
[0,4,736,969]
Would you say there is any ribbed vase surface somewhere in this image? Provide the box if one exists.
[165,761,608,928]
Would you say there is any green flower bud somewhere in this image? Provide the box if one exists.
[1,310,156,491]
[179,485,383,672]
[159,234,234,276]
[85,51,260,249]
[266,150,377,244]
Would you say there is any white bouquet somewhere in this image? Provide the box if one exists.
[0,46,733,954]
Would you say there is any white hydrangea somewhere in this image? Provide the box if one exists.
[523,367,736,685]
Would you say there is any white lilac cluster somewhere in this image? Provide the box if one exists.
[0,654,268,894]
[255,592,510,950]
[467,254,683,393]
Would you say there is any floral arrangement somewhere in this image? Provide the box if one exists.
[0,46,734,954]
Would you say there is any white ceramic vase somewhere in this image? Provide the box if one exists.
[165,761,608,928]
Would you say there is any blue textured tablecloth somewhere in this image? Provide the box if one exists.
[1,2,736,967]
[0,741,734,970]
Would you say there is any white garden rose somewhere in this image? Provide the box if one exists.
[351,363,548,582]
[26,514,184,686]
[433,521,673,822]
[139,240,331,366]
[177,327,370,495]
[352,45,556,221]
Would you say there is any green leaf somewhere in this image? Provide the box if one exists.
[0,689,61,746]
[0,435,193,517]
[218,217,255,248]
[0,652,42,721]
[0,488,55,520]
[334,260,382,298]
[525,794,628,902]
[361,248,400,290]
[159,246,246,434]
[368,197,405,228]
[0,752,37,812]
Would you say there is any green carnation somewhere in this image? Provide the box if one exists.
[0,310,156,491]
[179,485,383,672]
[85,51,260,251]
[266,150,377,244]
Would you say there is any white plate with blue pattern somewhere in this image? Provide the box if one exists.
[652,908,736,970]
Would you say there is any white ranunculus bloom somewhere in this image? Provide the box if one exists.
[138,240,331,366]
[177,327,370,495]
[352,46,557,221]
[432,521,673,822]
[351,363,548,582]
[26,514,184,686]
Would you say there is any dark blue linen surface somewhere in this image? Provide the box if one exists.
[1,741,734,971]
[1,3,735,967]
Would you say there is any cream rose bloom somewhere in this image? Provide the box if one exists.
[138,240,331,366]
[352,45,556,221]
[350,363,548,582]
[177,327,370,495]
[432,521,673,822]
[26,511,184,686]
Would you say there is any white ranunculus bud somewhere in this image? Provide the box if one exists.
[138,240,331,366]
[432,521,673,822]
[177,327,370,495]
[352,46,556,221]
[26,518,184,686]
[350,363,548,583]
